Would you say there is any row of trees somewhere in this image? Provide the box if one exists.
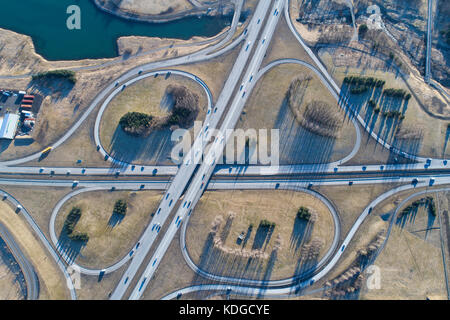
[63,207,89,242]
[297,206,311,221]
[344,76,386,95]
[32,70,77,84]
[343,76,386,88]
[400,196,436,217]
[383,88,411,100]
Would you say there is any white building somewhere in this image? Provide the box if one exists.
[0,113,19,140]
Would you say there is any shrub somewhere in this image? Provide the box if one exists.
[32,69,77,84]
[113,199,127,216]
[119,112,153,136]
[260,220,275,229]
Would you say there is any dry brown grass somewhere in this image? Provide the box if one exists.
[99,74,207,165]
[0,201,69,299]
[0,255,23,299]
[361,224,447,299]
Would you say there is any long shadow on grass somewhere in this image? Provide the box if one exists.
[290,218,314,252]
[108,125,175,169]
[56,227,87,264]
[274,99,340,168]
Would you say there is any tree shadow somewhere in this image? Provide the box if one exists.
[56,222,87,264]
[108,124,175,167]
[107,212,125,229]
[290,217,314,252]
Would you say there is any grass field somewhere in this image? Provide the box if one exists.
[185,190,335,281]
[99,74,208,165]
[55,190,163,269]
[237,63,357,165]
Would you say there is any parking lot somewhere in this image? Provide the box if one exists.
[0,89,43,137]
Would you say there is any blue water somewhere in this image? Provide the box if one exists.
[0,0,231,60]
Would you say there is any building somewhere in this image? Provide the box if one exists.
[0,113,19,140]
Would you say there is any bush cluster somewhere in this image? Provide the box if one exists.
[382,110,405,119]
[343,76,386,88]
[119,85,199,137]
[63,207,89,242]
[113,199,127,216]
[297,206,311,221]
[260,220,276,229]
[119,112,154,136]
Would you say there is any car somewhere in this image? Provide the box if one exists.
[412,178,418,185]
[429,177,435,186]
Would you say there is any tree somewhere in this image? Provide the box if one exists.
[358,24,368,38]
[297,206,311,221]
[114,199,127,216]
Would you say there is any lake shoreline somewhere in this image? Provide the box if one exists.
[92,0,235,24]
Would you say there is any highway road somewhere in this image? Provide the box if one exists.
[0,222,39,300]
[425,0,433,83]
[110,0,277,300]
[127,0,290,300]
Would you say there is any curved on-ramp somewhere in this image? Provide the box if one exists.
[179,186,341,288]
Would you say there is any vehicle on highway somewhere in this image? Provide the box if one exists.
[41,147,52,155]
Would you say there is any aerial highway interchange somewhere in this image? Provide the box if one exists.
[0,0,448,302]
